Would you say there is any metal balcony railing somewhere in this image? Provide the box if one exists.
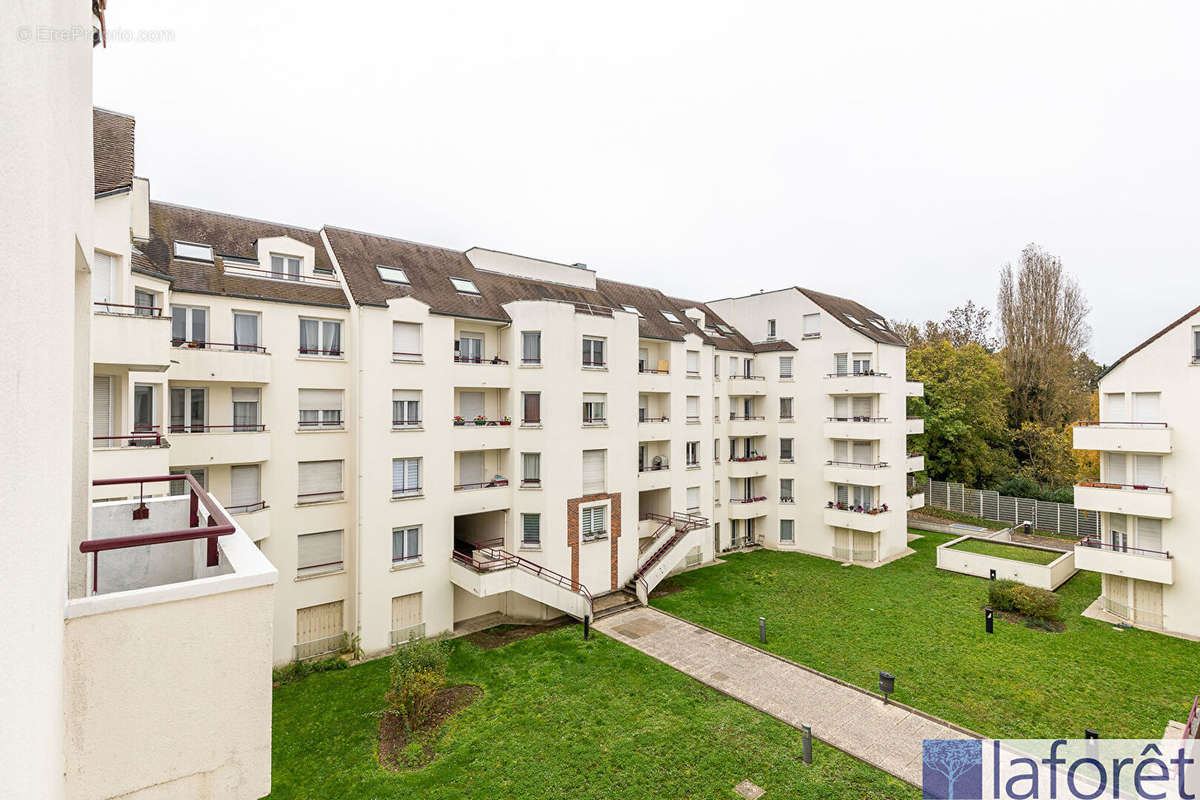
[1078,480,1169,493]
[1075,420,1169,428]
[825,460,890,469]
[453,479,510,491]
[1078,537,1171,559]
[94,301,162,316]
[168,423,267,433]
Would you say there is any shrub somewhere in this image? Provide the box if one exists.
[385,637,451,732]
[272,655,348,686]
[987,579,1060,623]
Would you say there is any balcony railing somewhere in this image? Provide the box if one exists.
[1078,480,1169,493]
[520,478,541,488]
[1078,537,1171,559]
[825,460,890,469]
[227,500,267,514]
[1076,421,1169,429]
[582,417,607,426]
[686,415,701,423]
[729,455,766,463]
[293,632,348,662]
[94,301,162,316]
[639,464,670,472]
[297,489,344,504]
[582,360,607,368]
[92,430,167,448]
[298,419,344,430]
[638,365,669,374]
[639,415,669,423]
[391,486,422,499]
[454,355,508,365]
[454,478,510,491]
[298,346,343,357]
[172,339,267,353]
[826,502,890,514]
[453,417,512,426]
[780,496,794,504]
[827,416,888,423]
[729,414,766,421]
[825,371,890,378]
[393,419,422,428]
[521,357,541,365]
[168,423,266,433]
[222,262,342,287]
[730,496,767,504]
[729,374,765,380]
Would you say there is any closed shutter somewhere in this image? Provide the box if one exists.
[835,484,849,505]
[230,465,260,509]
[779,357,793,378]
[296,600,343,648]
[1132,392,1162,423]
[1133,455,1162,486]
[686,396,699,417]
[93,375,112,443]
[686,350,699,373]
[459,391,485,419]
[298,460,342,501]
[833,396,849,419]
[232,387,259,403]
[1105,452,1127,483]
[297,530,343,573]
[393,322,421,357]
[852,396,871,419]
[686,486,700,510]
[459,452,484,486]
[835,440,849,461]
[834,353,848,376]
[391,593,423,632]
[853,441,872,464]
[1104,392,1126,421]
[582,449,606,494]
[522,513,541,544]
[92,251,113,304]
[1137,518,1162,552]
[803,313,820,336]
[523,393,540,423]
[299,389,342,413]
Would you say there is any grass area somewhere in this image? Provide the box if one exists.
[948,537,1062,565]
[653,532,1200,739]
[269,626,915,799]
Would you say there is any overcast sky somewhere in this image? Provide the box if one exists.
[95,1,1199,363]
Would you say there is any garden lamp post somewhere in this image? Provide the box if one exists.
[879,671,895,704]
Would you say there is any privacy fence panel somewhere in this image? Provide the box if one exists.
[925,480,1097,539]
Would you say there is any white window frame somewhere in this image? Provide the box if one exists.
[173,240,213,261]
[270,253,302,282]
[522,331,542,365]
[377,265,410,284]
[802,313,821,339]
[780,438,794,462]
[521,452,541,487]
[521,513,541,547]
[580,503,609,541]
[233,310,261,352]
[392,457,422,498]
[582,394,606,425]
[661,310,681,324]
[298,530,343,576]
[392,391,421,428]
[780,397,794,420]
[780,519,794,543]
[392,321,422,362]
[582,337,606,368]
[298,389,344,430]
[767,319,776,339]
[686,441,700,466]
[298,460,343,504]
[449,277,480,294]
[299,317,343,357]
[169,386,207,433]
[392,525,422,564]
[779,356,793,379]
[171,304,209,346]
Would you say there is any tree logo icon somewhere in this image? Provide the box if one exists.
[922,739,983,799]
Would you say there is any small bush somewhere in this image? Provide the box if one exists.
[386,637,451,732]
[273,655,348,686]
[987,579,1060,622]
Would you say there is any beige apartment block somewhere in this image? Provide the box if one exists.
[1073,306,1200,638]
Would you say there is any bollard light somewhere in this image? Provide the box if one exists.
[985,607,994,634]
[800,724,813,765]
[1024,522,1031,536]
[879,671,895,704]
[989,568,996,581]
[1085,729,1099,739]
[759,616,767,643]
[583,615,590,640]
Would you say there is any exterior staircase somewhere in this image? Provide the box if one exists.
[629,512,708,605]
[449,538,594,622]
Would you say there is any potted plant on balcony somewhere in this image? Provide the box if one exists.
[826,500,834,508]
[499,416,512,426]
[474,415,487,426]
[453,416,465,426]
[881,503,888,512]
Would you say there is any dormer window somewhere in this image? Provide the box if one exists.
[173,241,213,262]
[377,265,410,285]
[661,310,682,324]
[767,319,776,339]
[621,304,642,317]
[450,277,480,295]
[271,254,301,282]
[845,313,863,326]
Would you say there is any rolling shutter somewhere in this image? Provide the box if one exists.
[459,391,485,419]
[582,450,606,494]
[230,465,260,508]
[834,353,848,376]
[686,350,700,373]
[1104,393,1126,421]
[92,375,112,441]
[686,396,699,417]
[852,396,872,419]
[297,530,343,572]
[1132,392,1162,423]
[298,460,342,500]
[835,440,849,461]
[459,452,484,486]
[1137,518,1162,552]
[1105,452,1127,483]
[299,389,342,413]
[833,396,849,419]
[92,251,113,304]
[686,486,700,510]
[853,441,872,464]
[779,357,793,378]
[1133,455,1162,487]
[393,322,421,356]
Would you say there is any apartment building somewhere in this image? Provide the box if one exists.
[1073,306,1200,638]
[89,111,922,664]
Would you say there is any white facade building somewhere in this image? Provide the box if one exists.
[1073,307,1200,637]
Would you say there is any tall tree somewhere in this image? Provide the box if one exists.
[892,300,997,351]
[997,244,1091,428]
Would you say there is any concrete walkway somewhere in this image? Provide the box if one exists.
[593,606,978,786]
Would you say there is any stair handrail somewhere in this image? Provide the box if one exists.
[632,512,710,599]
[451,543,593,617]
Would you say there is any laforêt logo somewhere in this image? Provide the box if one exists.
[923,739,983,799]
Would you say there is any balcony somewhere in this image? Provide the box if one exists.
[1073,422,1172,454]
[92,304,172,372]
[728,496,769,519]
[450,355,511,388]
[727,414,768,437]
[823,460,890,485]
[905,417,924,435]
[171,341,271,384]
[1075,482,1173,519]
[1075,538,1174,584]
[905,380,924,397]
[92,431,171,487]
[452,478,511,515]
[167,425,270,466]
[824,372,890,395]
[906,453,925,472]
[727,455,769,478]
[726,375,767,395]
[823,416,889,439]
[229,502,270,541]
[637,364,671,392]
[823,504,892,533]
[907,491,925,510]
[452,419,514,450]
[66,474,276,799]
[637,464,672,491]
[638,414,670,426]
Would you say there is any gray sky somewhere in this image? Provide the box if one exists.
[95,1,1200,363]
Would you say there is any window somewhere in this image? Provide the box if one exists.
[271,253,301,281]
[852,352,872,374]
[133,383,157,433]
[713,438,719,462]
[713,480,720,503]
[582,449,606,494]
[392,390,421,427]
[779,356,793,379]
[230,464,262,513]
[377,265,410,284]
[232,387,261,431]
[729,356,738,377]
[803,313,820,338]
[522,392,541,425]
[171,304,208,346]
[582,337,606,367]
[780,478,794,503]
[456,332,483,363]
[173,240,213,261]
[661,310,682,324]
[581,504,608,541]
[845,314,863,326]
[521,514,541,547]
[1194,326,1200,360]
[780,438,794,461]
[583,393,606,424]
[686,350,700,375]
[299,389,344,429]
[713,355,719,378]
[134,288,157,316]
[1103,392,1126,421]
[686,395,700,421]
[833,353,848,376]
[169,387,206,433]
[299,317,342,356]
[1133,454,1163,487]
[298,461,343,503]
[168,467,206,495]
[1137,517,1163,552]
[392,458,422,498]
[621,304,641,316]
[93,251,114,305]
[231,311,260,352]
[780,397,794,420]
[522,452,541,487]
[449,277,479,294]
[767,319,776,339]
[392,526,421,563]
[392,322,422,361]
[780,520,794,543]
[298,530,343,576]
[1104,452,1127,483]
[686,486,700,512]
[716,323,734,335]
[686,441,700,466]
[1132,392,1162,423]
[522,331,541,364]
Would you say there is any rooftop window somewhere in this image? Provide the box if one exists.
[621,304,642,316]
[450,277,480,295]
[662,310,682,324]
[173,241,213,262]
[377,265,410,285]
[845,314,863,326]
[717,323,734,335]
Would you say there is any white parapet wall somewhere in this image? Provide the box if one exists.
[935,534,1077,591]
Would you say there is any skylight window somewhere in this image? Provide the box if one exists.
[621,304,642,317]
[449,277,480,295]
[661,310,682,324]
[844,314,863,326]
[717,323,734,335]
[869,318,887,330]
[173,241,213,261]
[376,265,410,285]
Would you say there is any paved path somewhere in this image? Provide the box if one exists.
[593,606,977,786]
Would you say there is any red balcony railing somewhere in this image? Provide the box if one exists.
[92,431,166,448]
[453,478,510,491]
[172,339,267,353]
[639,415,669,423]
[94,301,162,316]
[520,478,541,488]
[298,346,343,357]
[453,418,511,426]
[1078,537,1171,559]
[82,473,235,593]
[227,500,267,514]
[1078,480,1169,493]
[729,455,766,463]
[168,423,266,433]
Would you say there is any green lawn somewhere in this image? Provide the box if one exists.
[653,531,1200,739]
[269,626,916,799]
[948,537,1062,565]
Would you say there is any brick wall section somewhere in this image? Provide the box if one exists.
[566,492,622,591]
